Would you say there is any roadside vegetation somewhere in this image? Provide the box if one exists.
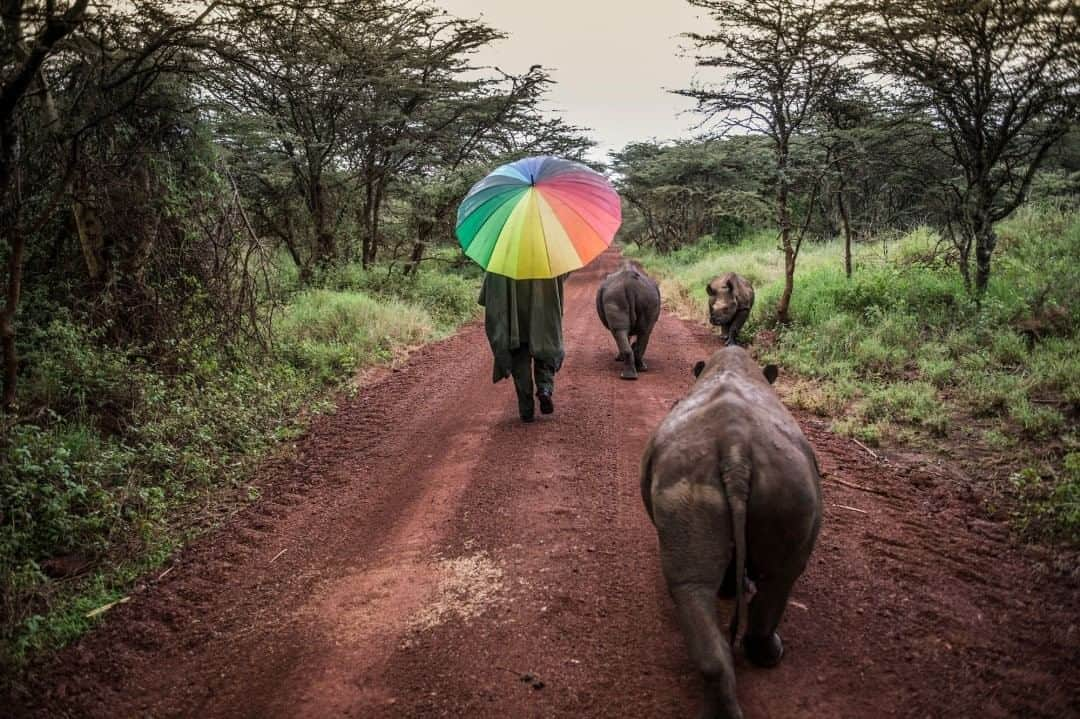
[0,255,482,668]
[626,203,1080,545]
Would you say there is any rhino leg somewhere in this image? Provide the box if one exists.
[742,572,797,668]
[614,329,637,380]
[725,309,750,347]
[670,585,744,719]
[632,328,652,371]
[656,497,743,719]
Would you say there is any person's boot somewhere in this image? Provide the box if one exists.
[519,395,536,423]
[537,389,554,415]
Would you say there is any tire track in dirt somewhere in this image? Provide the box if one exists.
[9,248,1079,719]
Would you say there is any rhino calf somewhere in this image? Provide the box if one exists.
[641,346,822,719]
[596,261,661,380]
[707,273,754,346]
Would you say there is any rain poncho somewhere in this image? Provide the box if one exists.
[478,272,566,383]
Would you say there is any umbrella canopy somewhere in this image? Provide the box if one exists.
[456,156,621,279]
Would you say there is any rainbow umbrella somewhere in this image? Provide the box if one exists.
[456,156,621,279]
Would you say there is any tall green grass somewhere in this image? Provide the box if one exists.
[627,204,1080,543]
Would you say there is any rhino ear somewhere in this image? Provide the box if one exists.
[692,360,706,378]
[705,282,716,297]
[763,364,779,384]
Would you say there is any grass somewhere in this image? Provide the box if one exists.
[626,203,1080,544]
[0,255,481,671]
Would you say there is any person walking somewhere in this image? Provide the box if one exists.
[479,272,566,423]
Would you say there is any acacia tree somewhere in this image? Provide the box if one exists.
[681,0,845,323]
[212,1,559,274]
[610,138,771,251]
[208,1,398,276]
[857,0,1080,293]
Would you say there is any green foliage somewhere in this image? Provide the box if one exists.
[0,261,480,668]
[636,205,1080,540]
[276,289,433,385]
[1010,454,1080,544]
[323,258,482,332]
[611,137,772,251]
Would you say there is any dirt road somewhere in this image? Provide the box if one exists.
[12,250,1079,718]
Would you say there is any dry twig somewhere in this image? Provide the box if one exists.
[85,596,130,619]
[824,474,892,498]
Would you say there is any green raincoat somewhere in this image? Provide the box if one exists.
[478,272,566,383]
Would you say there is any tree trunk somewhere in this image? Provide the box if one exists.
[777,232,795,325]
[403,220,433,276]
[836,168,853,278]
[0,118,20,408]
[0,233,22,411]
[311,179,335,269]
[974,218,996,296]
[364,183,385,267]
[0,0,89,409]
[360,182,374,269]
[774,144,795,325]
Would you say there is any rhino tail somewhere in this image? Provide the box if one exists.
[624,285,638,329]
[720,448,751,646]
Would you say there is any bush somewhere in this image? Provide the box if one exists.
[276,289,433,385]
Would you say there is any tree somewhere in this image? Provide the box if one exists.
[210,2,569,276]
[857,0,1080,293]
[1,0,90,409]
[610,138,771,251]
[681,0,845,323]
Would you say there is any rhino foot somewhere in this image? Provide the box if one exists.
[743,632,784,668]
[620,368,639,380]
[635,359,648,372]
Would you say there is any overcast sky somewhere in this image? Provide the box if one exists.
[438,0,707,162]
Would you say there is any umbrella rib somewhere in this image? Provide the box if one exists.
[537,192,555,278]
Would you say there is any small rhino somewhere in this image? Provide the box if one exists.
[641,346,822,719]
[596,261,662,380]
[707,273,754,346]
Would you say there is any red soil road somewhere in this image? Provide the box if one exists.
[11,249,1079,718]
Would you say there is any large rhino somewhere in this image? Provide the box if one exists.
[707,273,754,346]
[640,346,822,719]
[596,261,662,380]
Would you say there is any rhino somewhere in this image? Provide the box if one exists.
[640,346,822,719]
[707,273,754,346]
[596,261,662,380]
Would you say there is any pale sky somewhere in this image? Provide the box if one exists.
[438,0,706,162]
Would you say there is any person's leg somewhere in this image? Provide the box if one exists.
[510,346,536,421]
[533,357,556,415]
